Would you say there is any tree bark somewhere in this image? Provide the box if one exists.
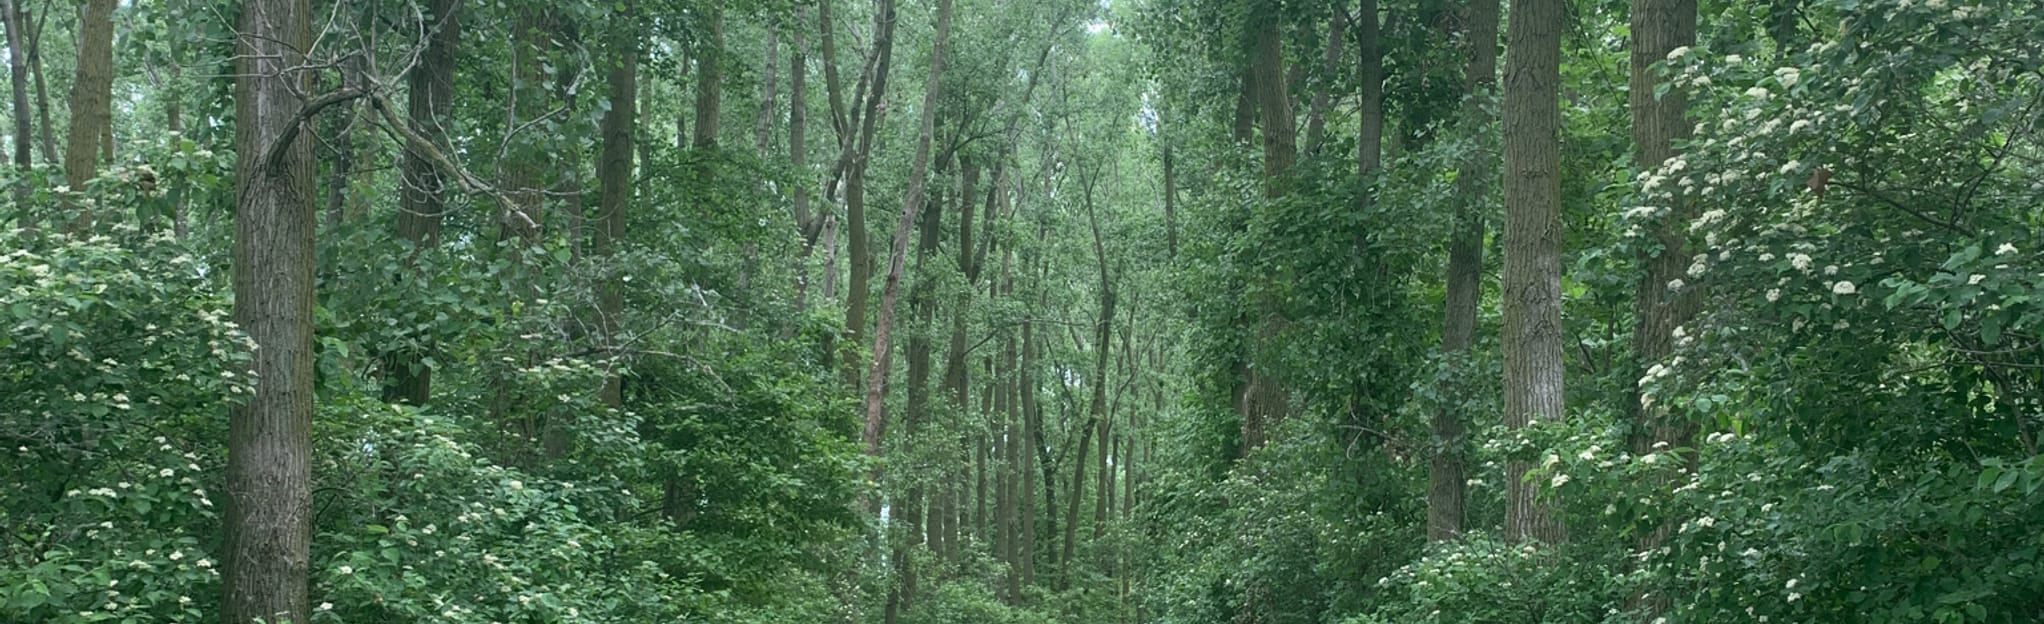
[843,0,899,387]
[863,0,952,462]
[63,0,116,231]
[1501,0,1567,545]
[1627,0,1699,609]
[1240,0,1295,456]
[1303,12,1348,152]
[1019,294,1039,589]
[755,29,779,155]
[1430,0,1499,543]
[1356,0,1384,179]
[386,0,461,406]
[26,0,53,166]
[223,0,316,619]
[2,0,31,216]
[692,8,724,149]
[594,2,638,409]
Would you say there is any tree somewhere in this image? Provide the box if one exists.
[223,0,318,618]
[594,1,637,409]
[386,0,462,406]
[1500,0,1567,544]
[1430,0,1500,543]
[2,0,30,215]
[63,0,116,230]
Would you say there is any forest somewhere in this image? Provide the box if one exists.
[1,0,2041,621]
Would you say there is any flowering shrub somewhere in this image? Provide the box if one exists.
[0,228,243,621]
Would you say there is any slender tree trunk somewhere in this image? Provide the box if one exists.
[26,0,52,166]
[1161,140,1177,259]
[2,0,30,217]
[1303,12,1348,152]
[1628,0,1700,610]
[844,0,897,387]
[594,2,638,409]
[755,29,779,155]
[1356,0,1384,178]
[1501,0,1567,545]
[223,0,315,619]
[1430,0,1499,543]
[63,0,115,231]
[1019,302,1039,589]
[386,0,461,406]
[863,0,951,464]
[870,6,952,620]
[790,17,822,315]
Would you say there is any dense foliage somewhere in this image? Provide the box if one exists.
[1,0,2039,621]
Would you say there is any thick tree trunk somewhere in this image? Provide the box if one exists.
[386,0,461,406]
[692,9,724,149]
[594,2,638,409]
[1627,0,1699,610]
[1430,0,1499,543]
[1501,0,1567,545]
[223,0,315,620]
[63,0,116,231]
[1240,1,1295,456]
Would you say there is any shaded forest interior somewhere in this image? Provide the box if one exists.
[3,0,2043,622]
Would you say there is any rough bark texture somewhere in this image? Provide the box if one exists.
[386,0,461,406]
[62,0,115,231]
[224,0,315,620]
[1430,0,1499,543]
[1501,0,1568,545]
[790,17,820,315]
[693,9,725,149]
[1240,1,1294,456]
[755,29,779,155]
[1627,0,1700,609]
[595,2,638,409]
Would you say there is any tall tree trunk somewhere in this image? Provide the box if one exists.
[1303,12,1348,152]
[26,0,52,165]
[1019,299,1039,589]
[692,9,724,149]
[1627,0,1699,610]
[1356,0,1384,179]
[1063,169,1117,586]
[755,29,779,155]
[790,17,822,315]
[843,0,899,387]
[863,0,952,467]
[385,0,461,406]
[2,0,30,217]
[1500,0,1567,545]
[223,0,315,619]
[62,0,115,231]
[1240,0,1295,456]
[594,2,638,409]
[869,4,952,619]
[1430,0,1499,543]
[501,11,550,250]
[1161,139,1178,259]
